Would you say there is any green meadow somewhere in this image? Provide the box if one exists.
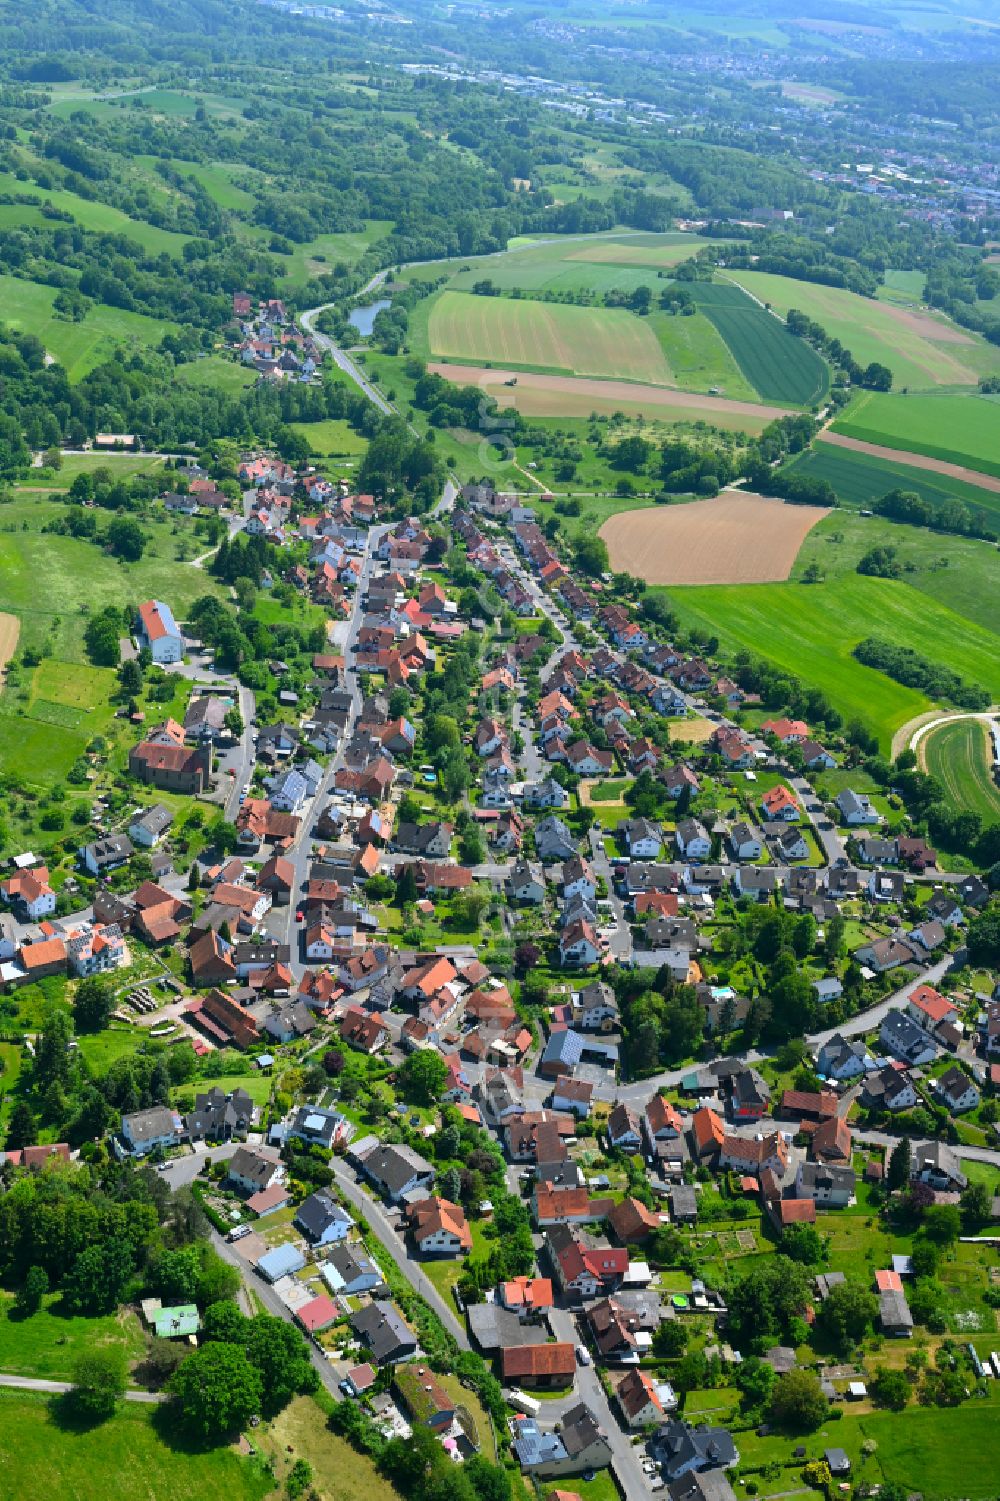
[792,509,1000,637]
[833,389,1000,477]
[669,572,1000,748]
[922,718,1000,821]
[0,274,179,380]
[0,168,190,256]
[0,1391,270,1501]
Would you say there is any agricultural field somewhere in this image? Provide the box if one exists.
[0,274,178,381]
[425,364,785,431]
[791,509,1000,637]
[600,492,831,584]
[727,268,1000,387]
[647,311,759,400]
[920,717,1000,821]
[668,572,1000,748]
[0,1391,270,1501]
[404,231,709,295]
[832,389,1000,478]
[785,440,1000,525]
[0,1292,145,1380]
[422,290,674,384]
[688,283,829,406]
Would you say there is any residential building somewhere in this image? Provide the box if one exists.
[120,1106,181,1157]
[136,600,183,664]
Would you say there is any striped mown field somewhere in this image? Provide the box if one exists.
[425,291,674,385]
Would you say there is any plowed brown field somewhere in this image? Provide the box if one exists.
[600,492,830,585]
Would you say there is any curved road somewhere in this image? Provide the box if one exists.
[907,707,999,765]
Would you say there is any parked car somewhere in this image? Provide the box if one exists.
[575,1344,592,1366]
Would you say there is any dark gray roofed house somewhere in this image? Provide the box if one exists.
[360,1142,436,1203]
[128,804,174,847]
[669,1472,740,1501]
[654,1422,740,1482]
[294,1189,354,1246]
[350,1302,417,1364]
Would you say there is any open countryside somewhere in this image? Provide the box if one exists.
[0,5,997,1501]
[728,269,1000,387]
[426,363,788,429]
[424,291,675,384]
[600,492,831,583]
[669,572,1000,748]
[831,390,1000,478]
[786,440,1000,522]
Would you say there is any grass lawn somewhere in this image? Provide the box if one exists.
[543,1471,617,1501]
[289,419,368,460]
[728,270,1000,389]
[0,273,180,380]
[23,453,167,489]
[856,1396,1000,1498]
[437,1372,497,1462]
[175,356,257,395]
[0,1391,270,1501]
[833,389,1000,478]
[0,1293,146,1380]
[256,1394,403,1501]
[668,572,1000,750]
[76,1028,150,1074]
[922,717,1000,821]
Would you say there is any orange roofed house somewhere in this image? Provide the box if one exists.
[407,1196,472,1257]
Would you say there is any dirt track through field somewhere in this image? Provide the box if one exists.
[600,492,830,585]
[817,430,1000,493]
[0,613,19,682]
[427,364,789,426]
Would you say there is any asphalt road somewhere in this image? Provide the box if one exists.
[222,683,259,821]
[158,1142,241,1191]
[300,308,394,417]
[261,523,389,977]
[328,1156,470,1350]
[0,1374,166,1403]
[548,1307,653,1497]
